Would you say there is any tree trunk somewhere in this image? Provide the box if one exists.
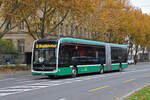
[141,48,145,61]
[134,45,138,64]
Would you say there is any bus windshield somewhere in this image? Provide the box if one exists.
[33,48,56,65]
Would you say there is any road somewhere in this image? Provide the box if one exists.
[0,62,150,100]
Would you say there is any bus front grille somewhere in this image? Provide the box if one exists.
[33,64,56,71]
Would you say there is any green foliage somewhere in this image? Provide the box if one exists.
[0,39,17,54]
[126,86,150,100]
[0,0,96,40]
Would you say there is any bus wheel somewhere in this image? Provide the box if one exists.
[100,65,104,74]
[72,67,77,78]
[119,64,123,72]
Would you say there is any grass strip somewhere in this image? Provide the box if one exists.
[126,85,150,100]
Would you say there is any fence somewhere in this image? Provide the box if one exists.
[0,52,32,65]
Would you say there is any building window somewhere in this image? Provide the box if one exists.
[84,28,87,38]
[18,39,25,53]
[60,23,63,36]
[6,22,11,30]
[20,20,24,30]
[65,24,68,36]
[71,24,74,35]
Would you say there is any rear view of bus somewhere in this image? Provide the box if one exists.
[31,39,58,75]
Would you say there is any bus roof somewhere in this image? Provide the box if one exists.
[59,38,127,48]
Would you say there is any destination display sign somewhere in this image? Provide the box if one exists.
[36,44,57,48]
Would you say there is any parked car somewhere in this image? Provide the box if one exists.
[128,59,134,64]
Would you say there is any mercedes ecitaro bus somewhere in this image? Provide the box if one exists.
[31,38,128,77]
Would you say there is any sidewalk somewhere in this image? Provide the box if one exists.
[0,71,31,79]
[136,61,150,65]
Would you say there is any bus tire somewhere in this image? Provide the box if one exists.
[119,63,123,72]
[72,67,77,78]
[100,65,104,74]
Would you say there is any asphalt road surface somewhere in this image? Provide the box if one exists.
[0,62,150,100]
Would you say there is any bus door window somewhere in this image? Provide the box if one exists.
[118,48,124,63]
[111,47,125,63]
[111,47,118,63]
[59,45,75,67]
[98,46,105,64]
[121,48,128,63]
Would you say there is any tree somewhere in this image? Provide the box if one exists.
[0,0,150,53]
[81,0,131,43]
[13,0,96,40]
[0,0,36,39]
[0,39,16,54]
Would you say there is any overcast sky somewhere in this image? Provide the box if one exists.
[130,0,150,14]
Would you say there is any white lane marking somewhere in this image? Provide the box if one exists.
[59,98,66,100]
[8,85,49,90]
[26,85,48,88]
[51,81,62,83]
[63,81,72,84]
[0,89,31,92]
[30,82,57,86]
[0,93,16,96]
[53,84,61,86]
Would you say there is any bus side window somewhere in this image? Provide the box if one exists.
[59,45,74,67]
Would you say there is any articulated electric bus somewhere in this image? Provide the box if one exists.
[31,38,128,77]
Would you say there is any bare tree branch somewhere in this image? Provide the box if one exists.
[24,19,37,40]
[0,16,8,30]
[47,10,69,35]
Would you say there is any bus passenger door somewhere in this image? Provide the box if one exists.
[105,43,111,71]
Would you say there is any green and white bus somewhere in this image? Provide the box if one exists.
[31,38,128,77]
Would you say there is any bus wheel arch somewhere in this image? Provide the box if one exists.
[100,64,104,74]
[119,63,123,72]
[72,66,78,78]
